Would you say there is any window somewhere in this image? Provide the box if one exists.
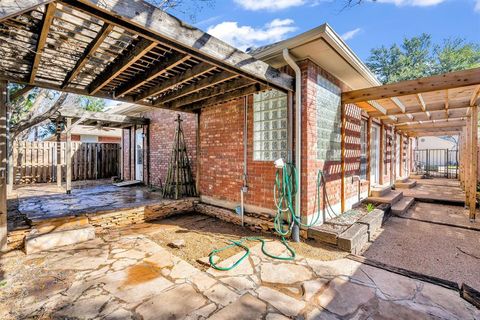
[315,74,342,161]
[253,89,288,161]
[360,120,368,179]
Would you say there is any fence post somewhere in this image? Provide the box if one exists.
[0,81,8,251]
[56,122,62,188]
[66,118,72,194]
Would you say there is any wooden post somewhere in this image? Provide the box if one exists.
[399,134,404,178]
[469,105,478,220]
[0,81,7,251]
[366,118,372,195]
[120,130,124,180]
[65,117,72,194]
[340,104,346,213]
[466,117,471,206]
[146,124,151,186]
[390,127,394,185]
[195,112,201,194]
[56,122,62,188]
[379,124,384,185]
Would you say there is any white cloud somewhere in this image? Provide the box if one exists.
[207,19,297,51]
[375,0,446,6]
[475,0,480,12]
[341,28,362,41]
[233,0,305,11]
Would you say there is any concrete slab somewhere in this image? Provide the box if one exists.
[370,185,392,197]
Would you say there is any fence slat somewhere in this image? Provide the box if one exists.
[13,141,120,185]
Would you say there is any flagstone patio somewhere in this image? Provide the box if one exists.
[0,223,478,319]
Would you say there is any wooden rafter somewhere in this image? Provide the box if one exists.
[166,78,254,109]
[62,0,293,92]
[88,39,158,95]
[115,53,191,98]
[470,85,480,107]
[342,67,480,103]
[155,71,237,106]
[61,22,114,88]
[29,2,56,84]
[135,63,216,102]
[416,93,431,119]
[181,84,263,111]
[58,108,149,126]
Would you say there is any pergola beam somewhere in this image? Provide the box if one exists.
[29,2,56,84]
[166,78,254,109]
[88,39,158,95]
[135,63,216,102]
[343,67,480,103]
[61,23,114,89]
[181,84,263,111]
[58,108,149,126]
[63,0,294,92]
[115,53,191,98]
[408,131,462,137]
[155,71,237,106]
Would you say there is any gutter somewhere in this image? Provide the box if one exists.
[282,48,302,242]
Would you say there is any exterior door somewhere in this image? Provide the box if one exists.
[135,129,143,181]
[370,125,380,185]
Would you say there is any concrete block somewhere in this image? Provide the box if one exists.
[337,224,368,254]
[370,185,391,197]
[25,226,95,254]
[357,209,384,239]
[32,216,89,234]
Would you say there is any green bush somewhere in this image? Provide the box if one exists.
[366,203,375,213]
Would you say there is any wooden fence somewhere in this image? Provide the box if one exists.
[13,141,121,184]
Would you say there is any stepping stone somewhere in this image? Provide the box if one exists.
[367,190,403,205]
[208,293,266,320]
[168,239,185,248]
[136,284,206,320]
[25,224,95,254]
[391,197,415,216]
[395,180,417,189]
[370,185,392,197]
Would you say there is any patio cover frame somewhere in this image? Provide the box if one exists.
[0,0,295,250]
[341,68,480,220]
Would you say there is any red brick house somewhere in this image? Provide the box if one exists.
[120,24,414,226]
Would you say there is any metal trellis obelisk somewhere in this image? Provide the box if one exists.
[162,114,197,199]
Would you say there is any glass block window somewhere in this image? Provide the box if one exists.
[315,75,342,161]
[253,89,288,161]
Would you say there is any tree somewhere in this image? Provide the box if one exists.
[146,0,214,22]
[366,34,480,84]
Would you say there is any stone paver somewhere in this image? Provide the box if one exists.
[1,225,479,320]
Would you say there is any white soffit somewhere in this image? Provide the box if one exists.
[253,24,381,90]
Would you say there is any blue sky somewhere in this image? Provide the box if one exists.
[174,0,480,62]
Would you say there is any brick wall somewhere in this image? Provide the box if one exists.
[122,109,197,188]
[300,59,369,222]
[198,97,278,210]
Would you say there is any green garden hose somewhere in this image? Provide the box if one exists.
[209,164,325,271]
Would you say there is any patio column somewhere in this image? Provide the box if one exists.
[341,103,346,213]
[466,117,471,206]
[65,117,72,194]
[379,124,384,185]
[469,105,478,220]
[366,117,372,195]
[0,81,7,251]
[399,134,404,178]
[56,121,62,188]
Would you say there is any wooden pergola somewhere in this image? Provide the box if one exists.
[341,68,480,220]
[0,0,294,250]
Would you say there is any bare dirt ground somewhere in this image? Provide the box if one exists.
[363,202,480,290]
[126,213,348,270]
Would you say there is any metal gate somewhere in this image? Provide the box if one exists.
[413,149,458,178]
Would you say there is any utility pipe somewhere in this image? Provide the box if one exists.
[283,48,301,243]
[240,96,248,227]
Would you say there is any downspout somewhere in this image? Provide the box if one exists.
[283,48,301,243]
[240,96,248,227]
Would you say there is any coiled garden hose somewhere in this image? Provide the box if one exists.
[209,165,328,271]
